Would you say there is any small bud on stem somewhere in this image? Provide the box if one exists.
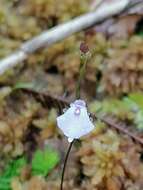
[76,42,90,99]
[80,42,89,54]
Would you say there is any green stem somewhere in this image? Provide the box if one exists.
[60,51,89,190]
[76,53,89,99]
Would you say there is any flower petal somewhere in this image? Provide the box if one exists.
[57,100,95,141]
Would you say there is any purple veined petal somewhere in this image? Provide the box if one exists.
[74,99,86,107]
[70,99,86,108]
[57,99,95,141]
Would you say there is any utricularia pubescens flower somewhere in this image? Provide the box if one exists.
[57,100,94,142]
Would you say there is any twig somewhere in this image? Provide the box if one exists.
[0,51,27,75]
[92,114,143,145]
[104,117,143,144]
[0,0,129,75]
[122,0,143,14]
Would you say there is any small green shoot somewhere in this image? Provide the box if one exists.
[32,147,60,177]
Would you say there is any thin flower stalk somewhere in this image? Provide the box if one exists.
[59,43,93,190]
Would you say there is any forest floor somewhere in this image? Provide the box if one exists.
[0,0,143,190]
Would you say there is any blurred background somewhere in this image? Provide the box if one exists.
[0,0,143,189]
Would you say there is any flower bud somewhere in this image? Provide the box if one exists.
[80,42,89,54]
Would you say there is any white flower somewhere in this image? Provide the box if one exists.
[57,99,94,142]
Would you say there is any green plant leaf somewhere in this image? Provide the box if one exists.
[138,32,143,37]
[128,93,143,109]
[123,97,138,111]
[13,79,48,92]
[13,82,36,90]
[32,147,60,177]
[0,157,27,190]
[134,109,143,131]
